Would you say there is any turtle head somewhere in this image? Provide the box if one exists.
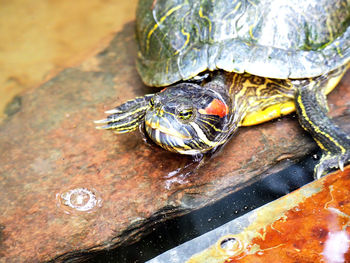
[96,82,233,155]
[144,83,232,155]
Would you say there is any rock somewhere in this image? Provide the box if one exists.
[0,22,349,262]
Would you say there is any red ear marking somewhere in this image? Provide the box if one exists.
[160,88,167,93]
[199,99,228,118]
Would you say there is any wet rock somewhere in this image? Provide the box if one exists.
[0,22,349,262]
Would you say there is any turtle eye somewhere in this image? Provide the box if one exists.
[178,109,193,121]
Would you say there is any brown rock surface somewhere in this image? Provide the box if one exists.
[0,23,349,262]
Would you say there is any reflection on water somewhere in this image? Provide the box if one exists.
[163,153,205,189]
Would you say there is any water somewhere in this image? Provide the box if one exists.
[80,152,318,262]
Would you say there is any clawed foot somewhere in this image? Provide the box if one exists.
[94,94,153,132]
[314,151,350,179]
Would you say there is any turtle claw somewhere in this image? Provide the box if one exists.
[315,164,324,180]
[314,151,350,180]
[339,158,345,172]
[105,108,122,114]
[94,118,115,130]
[94,118,109,124]
[95,94,154,133]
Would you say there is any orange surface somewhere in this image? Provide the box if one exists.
[0,0,137,121]
[188,167,350,262]
[225,167,350,262]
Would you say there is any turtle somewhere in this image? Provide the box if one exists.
[96,0,350,179]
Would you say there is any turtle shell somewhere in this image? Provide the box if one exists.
[136,0,350,87]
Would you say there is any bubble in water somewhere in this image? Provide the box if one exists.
[56,187,102,214]
[217,235,244,256]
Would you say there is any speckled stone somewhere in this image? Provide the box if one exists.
[0,23,349,262]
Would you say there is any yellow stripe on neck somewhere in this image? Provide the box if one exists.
[241,101,295,126]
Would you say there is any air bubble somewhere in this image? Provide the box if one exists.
[56,187,102,214]
[220,237,237,249]
[217,235,244,256]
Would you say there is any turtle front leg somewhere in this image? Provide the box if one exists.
[95,94,154,133]
[295,84,350,179]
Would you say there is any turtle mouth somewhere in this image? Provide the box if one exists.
[144,116,197,154]
[145,119,191,140]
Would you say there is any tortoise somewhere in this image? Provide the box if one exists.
[96,0,350,178]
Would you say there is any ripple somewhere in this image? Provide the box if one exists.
[56,187,102,214]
